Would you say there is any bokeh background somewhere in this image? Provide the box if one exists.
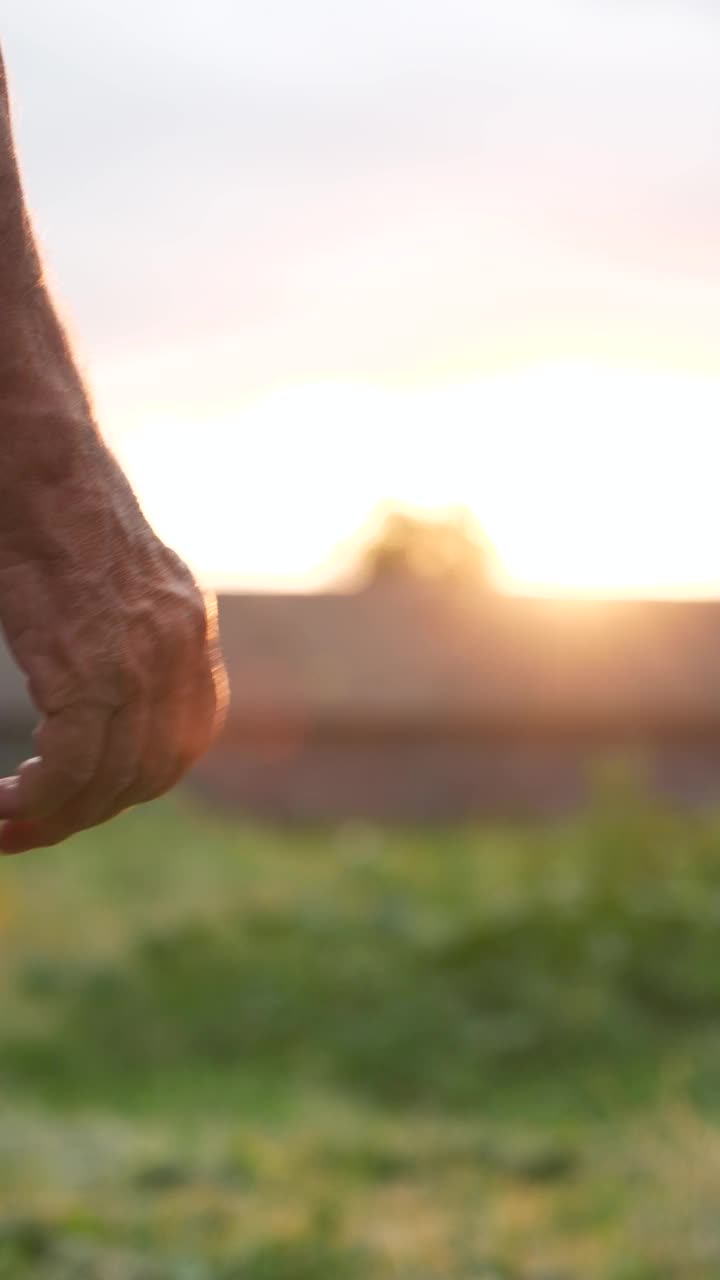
[0,3,719,1277]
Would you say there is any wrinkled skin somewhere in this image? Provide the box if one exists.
[0,49,227,853]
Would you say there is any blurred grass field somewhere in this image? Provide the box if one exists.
[0,779,718,1276]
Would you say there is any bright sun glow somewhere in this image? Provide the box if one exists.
[108,362,720,598]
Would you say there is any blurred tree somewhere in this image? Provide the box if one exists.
[350,508,496,592]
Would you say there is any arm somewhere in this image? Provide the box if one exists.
[0,49,227,853]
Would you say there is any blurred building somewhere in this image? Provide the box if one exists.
[192,586,720,820]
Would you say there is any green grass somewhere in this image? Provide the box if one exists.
[0,777,718,1275]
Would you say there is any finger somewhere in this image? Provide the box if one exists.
[0,655,221,853]
[111,694,186,815]
[0,702,143,853]
[0,819,65,855]
[117,619,223,810]
[116,653,219,814]
[151,657,221,795]
[0,776,21,819]
[0,704,107,821]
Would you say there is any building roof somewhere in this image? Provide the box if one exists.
[217,586,720,734]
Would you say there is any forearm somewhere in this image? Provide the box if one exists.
[0,44,134,578]
[0,48,92,423]
[0,47,41,300]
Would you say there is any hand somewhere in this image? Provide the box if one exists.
[0,40,227,853]
[0,434,227,853]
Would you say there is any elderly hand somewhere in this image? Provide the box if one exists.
[0,47,227,852]
[0,424,227,853]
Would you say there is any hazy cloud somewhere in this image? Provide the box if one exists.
[2,1,718,410]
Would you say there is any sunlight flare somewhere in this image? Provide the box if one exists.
[110,363,720,598]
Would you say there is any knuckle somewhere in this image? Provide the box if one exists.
[186,587,211,647]
[176,596,213,676]
[147,582,210,691]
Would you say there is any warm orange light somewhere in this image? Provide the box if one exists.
[109,363,720,599]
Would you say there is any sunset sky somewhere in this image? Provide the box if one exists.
[4,1,720,595]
